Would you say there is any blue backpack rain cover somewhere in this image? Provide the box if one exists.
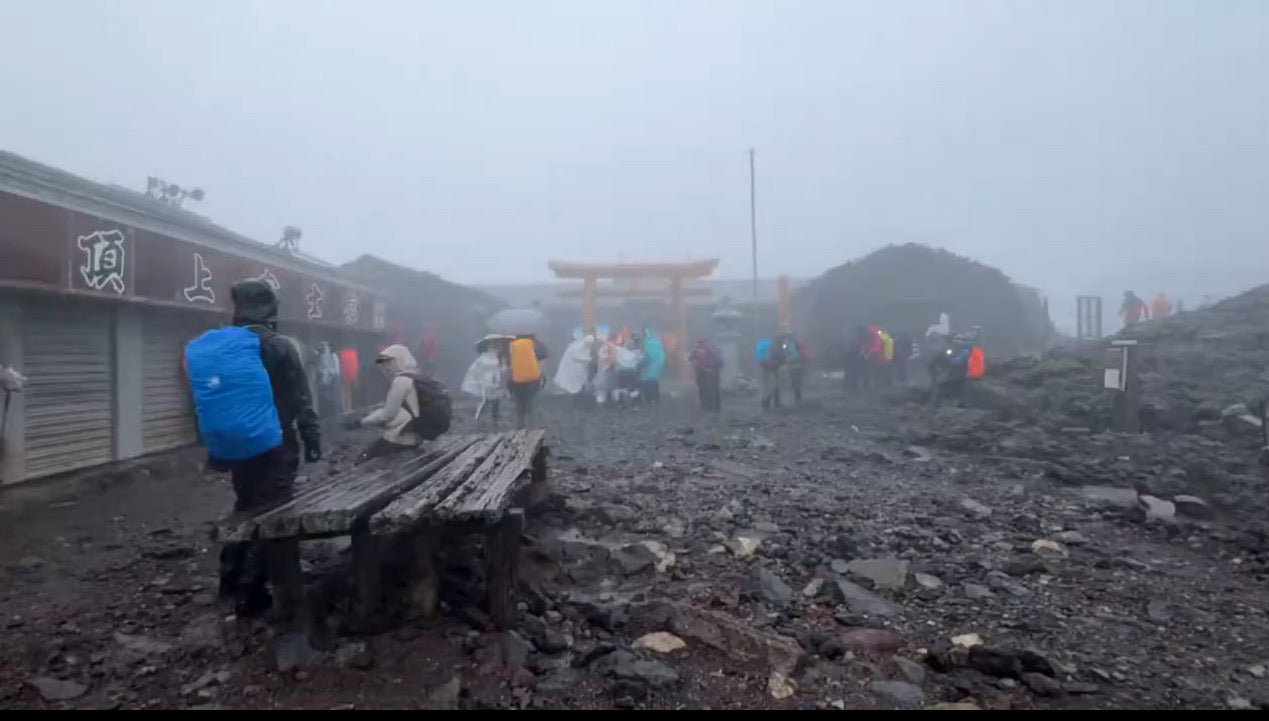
[184,326,282,462]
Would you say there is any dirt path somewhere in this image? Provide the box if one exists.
[1,382,1266,709]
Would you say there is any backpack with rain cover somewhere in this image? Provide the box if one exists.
[185,325,282,462]
[401,372,452,440]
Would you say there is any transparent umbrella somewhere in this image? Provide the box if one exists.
[487,308,547,336]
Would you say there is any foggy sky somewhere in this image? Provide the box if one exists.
[2,1,1266,319]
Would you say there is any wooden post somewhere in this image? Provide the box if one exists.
[410,526,442,621]
[351,530,382,632]
[671,276,689,380]
[485,509,524,631]
[266,538,303,627]
[583,276,597,331]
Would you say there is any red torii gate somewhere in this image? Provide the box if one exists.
[547,259,720,377]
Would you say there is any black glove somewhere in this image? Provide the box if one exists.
[304,441,322,464]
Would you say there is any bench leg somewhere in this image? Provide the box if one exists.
[266,538,303,628]
[485,509,524,631]
[351,531,381,633]
[410,526,442,621]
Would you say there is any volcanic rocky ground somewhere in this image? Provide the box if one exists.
[1,370,1268,710]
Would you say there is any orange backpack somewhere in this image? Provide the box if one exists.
[966,347,985,378]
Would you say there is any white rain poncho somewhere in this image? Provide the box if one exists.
[553,335,594,395]
[461,349,510,403]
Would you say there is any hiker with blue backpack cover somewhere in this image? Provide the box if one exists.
[185,278,321,618]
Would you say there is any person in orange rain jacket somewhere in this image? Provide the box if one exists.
[1151,292,1173,321]
[1120,291,1150,328]
[338,346,359,413]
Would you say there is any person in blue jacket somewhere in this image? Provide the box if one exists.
[639,328,666,405]
[755,337,786,410]
[215,279,321,618]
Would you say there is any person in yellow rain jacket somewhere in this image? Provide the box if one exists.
[507,334,549,429]
[879,330,895,384]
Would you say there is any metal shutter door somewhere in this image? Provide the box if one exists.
[22,304,115,478]
[142,314,201,453]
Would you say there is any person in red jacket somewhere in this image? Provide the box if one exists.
[1120,290,1150,328]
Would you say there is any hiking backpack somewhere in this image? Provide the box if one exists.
[401,372,453,440]
[184,326,282,462]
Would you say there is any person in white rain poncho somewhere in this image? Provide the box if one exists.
[553,329,595,398]
[462,336,511,425]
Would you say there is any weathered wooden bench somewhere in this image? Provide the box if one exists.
[219,429,548,632]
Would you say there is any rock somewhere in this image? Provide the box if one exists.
[503,631,533,670]
[959,498,994,517]
[660,517,686,538]
[825,579,901,617]
[870,680,924,709]
[591,648,679,688]
[802,578,825,598]
[768,671,797,699]
[1002,555,1046,576]
[845,559,910,591]
[182,669,232,696]
[1030,539,1067,557]
[1172,495,1212,519]
[334,642,375,670]
[840,628,902,655]
[27,676,87,701]
[829,558,851,574]
[1018,649,1057,677]
[752,567,794,609]
[625,600,677,637]
[893,656,927,686]
[963,583,993,600]
[1137,495,1176,521]
[968,646,1023,678]
[929,701,982,710]
[1053,530,1089,546]
[669,604,805,675]
[829,534,859,559]
[427,676,462,710]
[1248,664,1266,679]
[610,543,659,576]
[632,632,686,654]
[273,630,328,672]
[114,633,174,656]
[1080,486,1139,509]
[951,633,983,648]
[1145,599,1173,623]
[914,572,943,590]
[728,536,761,559]
[1022,672,1062,696]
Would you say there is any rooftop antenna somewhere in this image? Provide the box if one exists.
[145,176,205,207]
[277,226,302,253]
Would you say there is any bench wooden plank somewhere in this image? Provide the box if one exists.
[221,434,479,541]
[438,429,547,523]
[367,433,508,536]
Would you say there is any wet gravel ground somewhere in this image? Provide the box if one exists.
[1,379,1267,710]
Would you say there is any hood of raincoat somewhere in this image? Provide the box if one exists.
[231,279,280,330]
[376,344,418,375]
